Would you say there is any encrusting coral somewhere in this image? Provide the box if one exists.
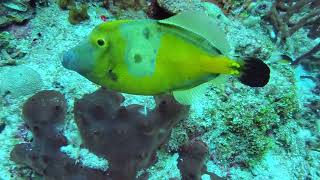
[10,88,191,179]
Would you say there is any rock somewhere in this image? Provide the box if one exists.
[3,1,28,12]
[0,31,13,50]
[157,0,205,14]
[0,1,35,28]
[0,31,26,63]
[0,65,43,98]
[147,0,174,20]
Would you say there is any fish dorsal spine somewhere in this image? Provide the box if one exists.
[158,11,230,55]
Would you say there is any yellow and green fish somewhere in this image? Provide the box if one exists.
[62,11,270,104]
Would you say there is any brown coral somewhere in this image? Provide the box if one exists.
[57,0,75,10]
[68,4,90,25]
[265,0,320,43]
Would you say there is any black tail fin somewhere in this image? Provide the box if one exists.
[239,57,270,87]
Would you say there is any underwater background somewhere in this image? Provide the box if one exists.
[0,0,319,179]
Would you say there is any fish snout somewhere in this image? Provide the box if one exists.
[62,50,76,71]
[61,42,94,75]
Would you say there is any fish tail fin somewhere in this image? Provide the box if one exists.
[202,56,270,87]
[238,57,270,87]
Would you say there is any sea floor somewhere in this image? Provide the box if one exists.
[0,1,319,180]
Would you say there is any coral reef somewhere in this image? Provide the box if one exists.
[306,16,320,39]
[300,77,320,133]
[154,0,250,17]
[0,31,26,66]
[2,0,320,179]
[112,0,147,10]
[293,43,320,70]
[57,0,75,10]
[156,0,205,14]
[147,0,174,20]
[0,32,12,53]
[261,0,320,70]
[203,0,252,15]
[57,0,89,25]
[68,4,90,25]
[10,88,190,179]
[264,0,320,43]
[103,0,148,19]
[178,140,208,180]
[167,63,300,170]
[0,0,35,28]
[36,0,50,7]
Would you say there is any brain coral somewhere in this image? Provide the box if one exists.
[0,65,43,98]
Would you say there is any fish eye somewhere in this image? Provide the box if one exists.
[97,39,105,46]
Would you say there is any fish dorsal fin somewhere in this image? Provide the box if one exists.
[159,11,230,55]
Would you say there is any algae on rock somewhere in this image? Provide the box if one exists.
[0,0,35,28]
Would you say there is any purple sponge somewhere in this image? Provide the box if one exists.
[10,90,107,179]
[11,88,189,180]
[74,88,189,179]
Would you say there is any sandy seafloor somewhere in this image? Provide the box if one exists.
[0,1,320,180]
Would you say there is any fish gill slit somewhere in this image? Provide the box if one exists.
[107,69,118,81]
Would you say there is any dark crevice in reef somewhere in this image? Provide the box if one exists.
[147,0,175,20]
